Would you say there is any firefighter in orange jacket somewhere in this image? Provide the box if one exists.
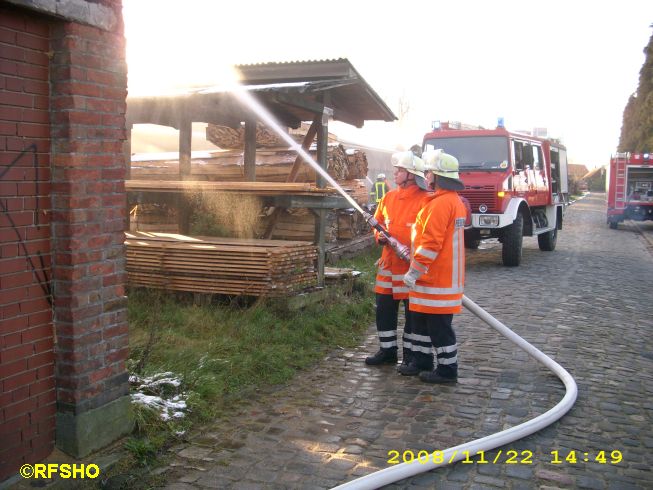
[365,151,432,371]
[403,149,467,384]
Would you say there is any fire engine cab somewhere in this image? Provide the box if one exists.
[607,152,653,229]
[423,121,569,266]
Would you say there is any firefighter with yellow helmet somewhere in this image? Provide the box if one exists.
[403,149,466,383]
[365,150,434,374]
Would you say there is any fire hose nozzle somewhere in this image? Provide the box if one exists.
[387,236,411,262]
[363,211,378,228]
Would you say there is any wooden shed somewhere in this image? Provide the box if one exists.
[125,59,396,291]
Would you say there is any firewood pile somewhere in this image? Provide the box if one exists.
[206,122,289,149]
[125,232,317,297]
[346,148,369,180]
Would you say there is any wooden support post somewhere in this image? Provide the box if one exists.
[314,209,326,287]
[262,115,320,239]
[125,123,133,231]
[244,117,257,181]
[178,116,192,234]
[315,109,330,286]
[179,117,192,179]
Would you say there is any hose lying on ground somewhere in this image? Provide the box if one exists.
[332,295,578,490]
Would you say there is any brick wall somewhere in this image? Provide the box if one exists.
[1,0,130,481]
[0,6,55,481]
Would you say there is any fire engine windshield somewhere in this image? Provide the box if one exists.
[424,136,509,171]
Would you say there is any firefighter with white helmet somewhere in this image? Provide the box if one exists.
[370,173,390,205]
[402,149,466,383]
[365,151,433,374]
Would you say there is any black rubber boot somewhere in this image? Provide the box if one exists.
[418,369,457,384]
[396,348,413,372]
[365,348,398,366]
[397,361,421,376]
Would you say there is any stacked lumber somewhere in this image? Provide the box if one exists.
[125,232,317,297]
[130,146,351,183]
[129,203,179,233]
[345,149,369,179]
[125,180,333,196]
[339,179,370,206]
[261,208,338,242]
[206,122,290,148]
[337,210,370,240]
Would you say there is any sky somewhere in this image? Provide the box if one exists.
[123,0,652,168]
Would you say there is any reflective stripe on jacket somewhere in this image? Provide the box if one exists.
[372,181,389,203]
[374,185,429,299]
[408,189,466,314]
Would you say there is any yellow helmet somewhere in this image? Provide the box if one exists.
[422,149,464,190]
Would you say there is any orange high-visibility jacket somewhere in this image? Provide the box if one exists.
[374,185,429,299]
[408,189,467,314]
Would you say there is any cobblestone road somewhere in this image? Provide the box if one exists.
[162,193,653,490]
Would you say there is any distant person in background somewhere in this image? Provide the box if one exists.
[410,144,423,158]
[366,152,433,374]
[370,173,390,207]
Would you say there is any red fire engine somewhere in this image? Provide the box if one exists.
[423,121,569,266]
[607,152,653,229]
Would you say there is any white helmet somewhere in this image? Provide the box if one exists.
[391,151,425,178]
[377,173,386,180]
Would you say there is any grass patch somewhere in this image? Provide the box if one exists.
[111,247,380,483]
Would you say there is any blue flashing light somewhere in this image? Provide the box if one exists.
[497,117,505,128]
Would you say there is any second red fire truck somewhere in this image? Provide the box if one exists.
[423,121,569,266]
[606,152,653,229]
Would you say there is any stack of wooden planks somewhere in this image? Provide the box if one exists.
[125,180,334,196]
[130,145,366,183]
[260,208,338,242]
[337,210,370,240]
[125,232,317,297]
[129,203,178,233]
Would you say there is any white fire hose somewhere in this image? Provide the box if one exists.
[332,295,578,489]
[227,86,578,490]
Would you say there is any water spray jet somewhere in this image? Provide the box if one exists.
[221,78,577,489]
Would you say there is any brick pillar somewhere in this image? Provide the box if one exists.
[50,15,132,457]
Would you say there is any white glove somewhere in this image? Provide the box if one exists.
[403,267,423,289]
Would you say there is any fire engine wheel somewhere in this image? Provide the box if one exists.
[502,213,523,267]
[609,221,619,230]
[538,228,557,251]
[464,230,481,249]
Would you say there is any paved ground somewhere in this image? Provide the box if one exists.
[159,192,652,489]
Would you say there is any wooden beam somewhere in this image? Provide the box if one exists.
[271,195,351,209]
[262,115,321,239]
[126,180,336,195]
[244,117,257,181]
[314,103,331,286]
[272,92,324,114]
[287,115,320,182]
[179,116,192,179]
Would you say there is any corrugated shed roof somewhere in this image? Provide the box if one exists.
[127,59,396,130]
